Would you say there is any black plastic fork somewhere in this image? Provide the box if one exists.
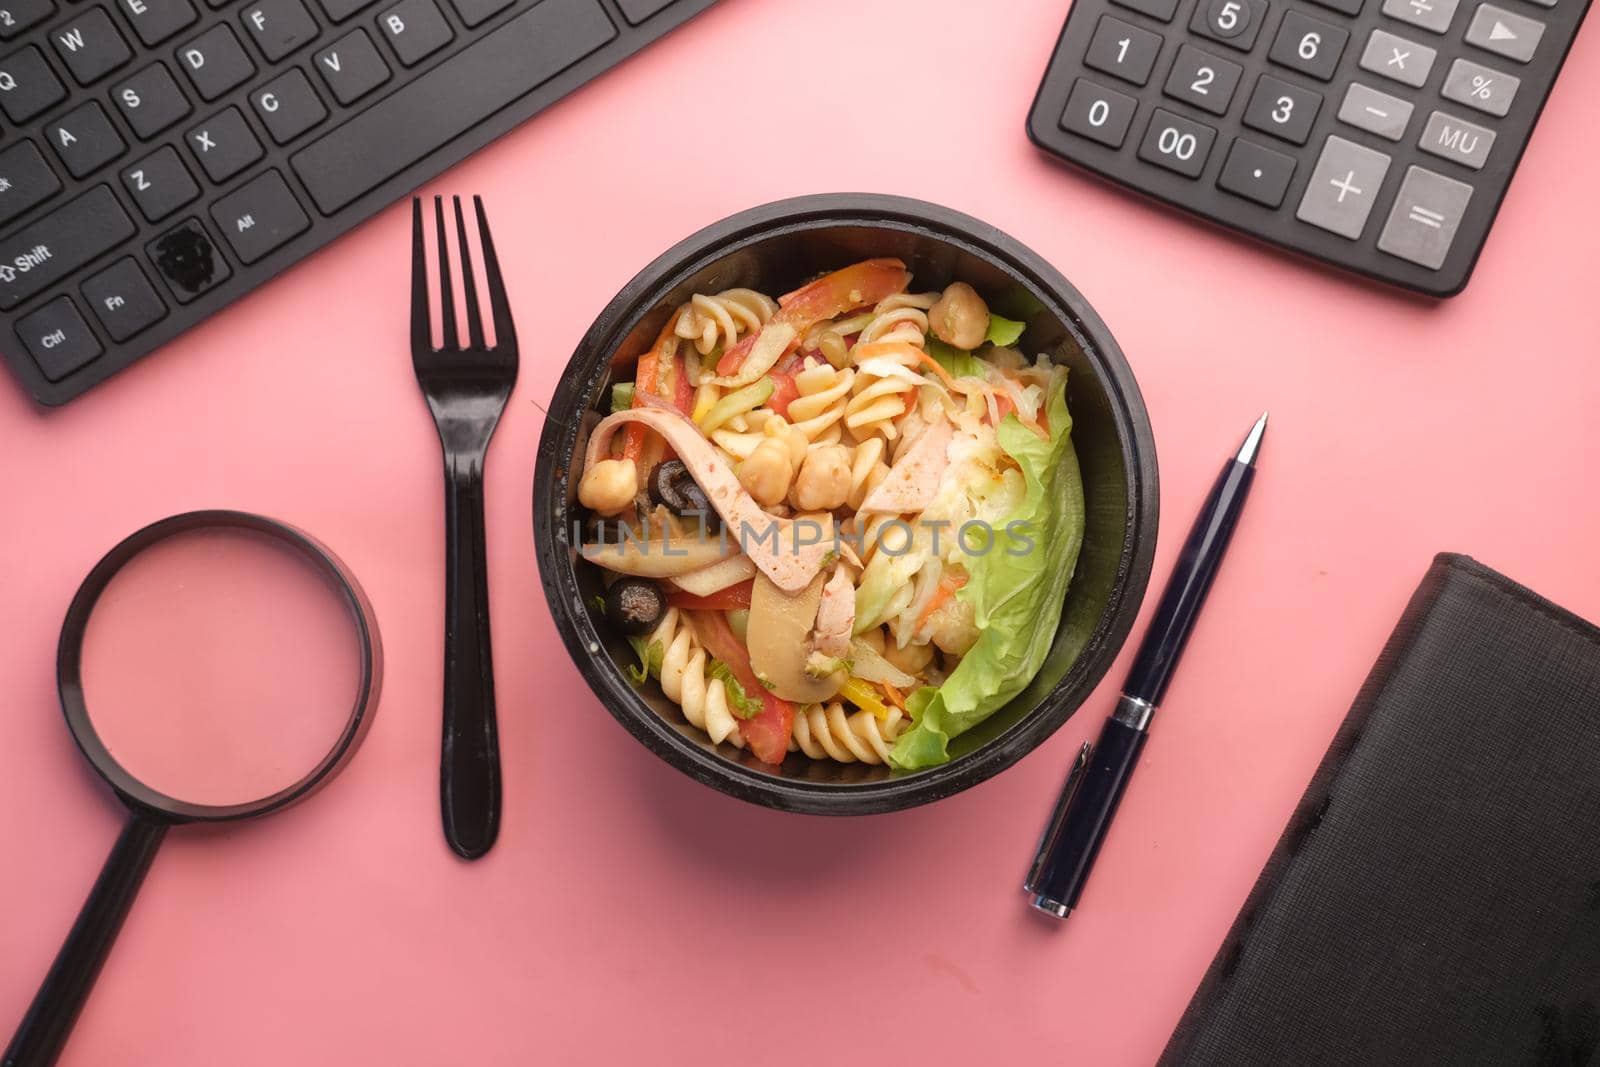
[410,195,517,860]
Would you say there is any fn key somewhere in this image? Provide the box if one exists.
[210,170,309,263]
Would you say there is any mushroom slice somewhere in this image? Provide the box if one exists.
[747,573,846,704]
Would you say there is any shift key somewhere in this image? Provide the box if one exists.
[0,186,136,311]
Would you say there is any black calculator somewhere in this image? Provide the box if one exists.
[1027,0,1590,295]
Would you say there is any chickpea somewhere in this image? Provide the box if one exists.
[883,639,934,676]
[763,415,808,469]
[929,282,990,350]
[791,445,852,512]
[739,438,793,507]
[577,458,638,515]
[929,598,979,657]
[860,626,887,654]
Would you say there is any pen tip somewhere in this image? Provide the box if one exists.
[1236,411,1268,465]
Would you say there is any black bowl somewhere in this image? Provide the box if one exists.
[534,194,1158,815]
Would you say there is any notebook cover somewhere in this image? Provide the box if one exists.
[1159,554,1600,1067]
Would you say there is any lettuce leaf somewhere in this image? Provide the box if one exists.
[708,659,763,719]
[888,375,1085,770]
[625,636,664,685]
[985,314,1026,347]
[926,339,986,379]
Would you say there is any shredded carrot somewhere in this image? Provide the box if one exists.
[881,682,907,711]
[917,572,969,627]
[853,340,962,390]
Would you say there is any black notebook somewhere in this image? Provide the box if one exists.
[1160,554,1600,1067]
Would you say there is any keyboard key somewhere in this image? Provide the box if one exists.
[112,62,191,138]
[1464,4,1543,63]
[1296,135,1391,240]
[1359,29,1436,87]
[0,0,56,40]
[210,168,309,262]
[1110,0,1178,22]
[376,0,452,66]
[1307,0,1363,14]
[241,0,318,61]
[1337,82,1413,141]
[0,45,68,122]
[1242,74,1320,145]
[115,0,196,46]
[1190,0,1266,51]
[293,0,616,214]
[146,216,231,302]
[1060,77,1137,148]
[122,144,199,220]
[1162,44,1240,116]
[314,0,372,21]
[1419,110,1494,170]
[1217,137,1296,207]
[177,24,255,100]
[45,100,125,177]
[186,106,262,182]
[448,0,510,27]
[1381,0,1459,34]
[1377,165,1473,269]
[0,141,60,224]
[0,185,136,310]
[252,68,326,143]
[313,28,389,103]
[615,0,674,23]
[1441,58,1518,117]
[81,255,165,340]
[52,8,132,84]
[1268,11,1347,81]
[1137,108,1216,177]
[1083,15,1162,87]
[17,295,100,380]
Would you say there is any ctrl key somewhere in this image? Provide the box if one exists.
[17,296,103,381]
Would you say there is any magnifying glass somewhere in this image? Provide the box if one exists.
[3,511,382,1067]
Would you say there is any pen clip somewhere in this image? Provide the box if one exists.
[1024,740,1093,895]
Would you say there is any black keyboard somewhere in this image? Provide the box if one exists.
[0,0,718,405]
[1027,0,1590,296]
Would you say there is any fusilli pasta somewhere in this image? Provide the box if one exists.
[790,702,908,764]
[674,289,778,357]
[649,609,745,748]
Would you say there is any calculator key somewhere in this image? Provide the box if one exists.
[1110,0,1179,23]
[51,8,132,84]
[1084,15,1162,87]
[1295,135,1391,239]
[112,62,192,138]
[0,0,55,40]
[1419,110,1494,170]
[313,29,389,103]
[0,141,61,225]
[1464,4,1543,63]
[17,295,101,380]
[1060,77,1137,148]
[1307,0,1363,14]
[1359,29,1436,87]
[1381,0,1459,34]
[241,0,319,61]
[252,68,326,143]
[1268,11,1348,81]
[146,216,231,303]
[1162,44,1241,116]
[1138,108,1216,178]
[186,106,263,182]
[1377,165,1473,269]
[1242,74,1321,145]
[116,0,197,46]
[81,256,166,340]
[376,0,453,66]
[122,144,199,220]
[0,186,136,310]
[0,45,67,123]
[1217,137,1296,207]
[45,100,126,178]
[1441,58,1518,117]
[177,24,256,100]
[209,168,309,262]
[1337,82,1413,141]
[448,0,510,28]
[1190,0,1266,51]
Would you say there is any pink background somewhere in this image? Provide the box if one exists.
[3,0,1599,1062]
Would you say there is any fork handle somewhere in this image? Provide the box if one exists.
[440,450,501,860]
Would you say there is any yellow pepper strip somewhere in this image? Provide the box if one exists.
[840,677,890,721]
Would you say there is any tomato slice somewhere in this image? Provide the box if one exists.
[667,580,754,612]
[716,259,911,376]
[690,609,794,765]
[767,370,799,419]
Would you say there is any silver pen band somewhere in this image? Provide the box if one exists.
[1112,694,1155,731]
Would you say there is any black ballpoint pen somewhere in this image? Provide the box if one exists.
[1024,411,1268,919]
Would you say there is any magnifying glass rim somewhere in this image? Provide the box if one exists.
[56,510,382,823]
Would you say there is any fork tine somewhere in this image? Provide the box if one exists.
[452,196,485,351]
[433,196,456,351]
[410,198,431,354]
[473,196,516,352]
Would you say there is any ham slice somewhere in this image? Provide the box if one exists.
[858,409,953,516]
[581,407,832,594]
[812,565,855,659]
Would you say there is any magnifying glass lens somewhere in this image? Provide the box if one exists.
[78,527,363,808]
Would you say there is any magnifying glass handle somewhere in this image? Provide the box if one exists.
[3,814,167,1067]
